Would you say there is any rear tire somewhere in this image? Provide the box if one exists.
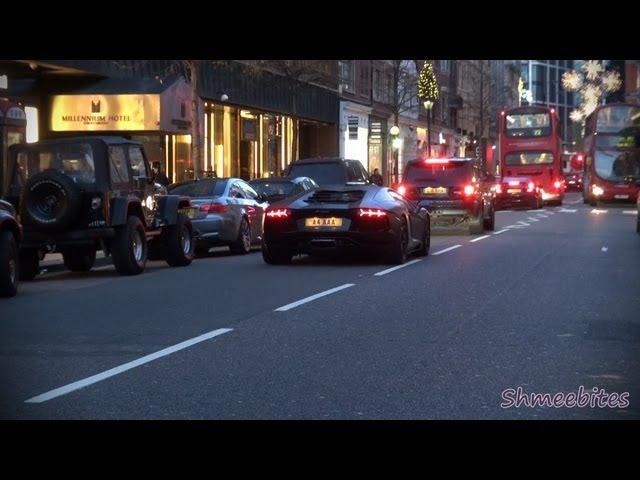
[0,231,18,297]
[262,240,292,264]
[164,213,194,267]
[483,206,495,231]
[18,248,39,281]
[229,217,252,255]
[111,216,147,276]
[62,246,96,272]
[388,221,408,265]
[415,219,430,256]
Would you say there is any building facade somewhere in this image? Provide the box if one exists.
[518,60,580,146]
[0,60,340,187]
[624,60,640,104]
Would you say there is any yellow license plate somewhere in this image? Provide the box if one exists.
[423,187,447,195]
[179,207,197,219]
[305,217,343,228]
[507,189,521,194]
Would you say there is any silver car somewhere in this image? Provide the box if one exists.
[168,178,268,256]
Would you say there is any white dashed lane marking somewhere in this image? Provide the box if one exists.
[493,229,509,235]
[374,259,422,276]
[432,245,462,255]
[25,328,234,403]
[470,235,491,243]
[275,284,355,312]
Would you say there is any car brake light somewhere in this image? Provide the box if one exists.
[508,180,519,186]
[554,180,562,189]
[527,182,535,192]
[494,184,502,194]
[199,203,227,213]
[397,185,407,196]
[359,208,386,218]
[425,158,450,164]
[463,185,475,196]
[266,208,290,218]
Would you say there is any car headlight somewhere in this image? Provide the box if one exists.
[592,185,604,196]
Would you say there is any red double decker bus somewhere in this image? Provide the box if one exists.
[498,105,564,205]
[582,103,640,206]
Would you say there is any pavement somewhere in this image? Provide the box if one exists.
[1,192,639,419]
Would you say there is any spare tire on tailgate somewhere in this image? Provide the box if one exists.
[22,170,83,231]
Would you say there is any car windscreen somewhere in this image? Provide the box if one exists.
[250,181,296,198]
[287,163,344,185]
[168,179,223,197]
[504,151,554,166]
[11,143,96,193]
[594,149,640,181]
[403,162,472,185]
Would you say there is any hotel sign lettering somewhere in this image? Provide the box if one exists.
[51,94,160,132]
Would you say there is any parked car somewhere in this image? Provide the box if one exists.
[494,176,543,210]
[0,199,21,297]
[284,157,371,187]
[395,158,495,234]
[249,176,318,203]
[168,178,268,256]
[5,136,195,279]
[564,171,583,191]
[262,185,430,265]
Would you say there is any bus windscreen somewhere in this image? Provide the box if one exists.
[505,112,551,137]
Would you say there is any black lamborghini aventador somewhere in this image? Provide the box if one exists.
[261,185,431,265]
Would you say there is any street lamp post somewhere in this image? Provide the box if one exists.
[423,100,434,157]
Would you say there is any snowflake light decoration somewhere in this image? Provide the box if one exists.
[562,71,582,91]
[562,60,622,123]
[570,109,584,122]
[602,70,622,92]
[581,84,603,104]
[582,60,604,81]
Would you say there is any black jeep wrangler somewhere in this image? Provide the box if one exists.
[4,136,196,279]
[0,198,21,297]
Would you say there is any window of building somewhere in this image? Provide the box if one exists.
[359,62,370,98]
[348,116,359,140]
[340,60,355,92]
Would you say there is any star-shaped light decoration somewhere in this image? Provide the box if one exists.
[582,60,603,81]
[570,109,584,122]
[602,70,622,92]
[581,84,603,104]
[562,70,582,91]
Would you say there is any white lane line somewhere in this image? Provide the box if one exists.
[559,208,577,213]
[527,217,540,222]
[591,209,608,214]
[546,211,555,215]
[470,235,491,243]
[374,259,422,276]
[623,210,638,215]
[496,210,508,214]
[493,229,509,235]
[601,247,608,252]
[537,214,548,218]
[432,244,462,256]
[275,283,355,311]
[25,328,233,404]
[517,221,530,226]
[527,209,546,213]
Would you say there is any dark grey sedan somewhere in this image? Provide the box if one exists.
[168,178,268,256]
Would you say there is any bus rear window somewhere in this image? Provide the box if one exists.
[505,152,554,166]
[403,161,472,183]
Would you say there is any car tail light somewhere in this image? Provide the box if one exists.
[359,208,387,218]
[508,180,519,186]
[463,185,475,196]
[554,180,562,189]
[199,203,227,214]
[494,184,502,194]
[425,158,450,164]
[397,184,407,196]
[266,208,290,218]
[527,182,535,193]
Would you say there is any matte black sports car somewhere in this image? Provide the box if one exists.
[261,185,430,265]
